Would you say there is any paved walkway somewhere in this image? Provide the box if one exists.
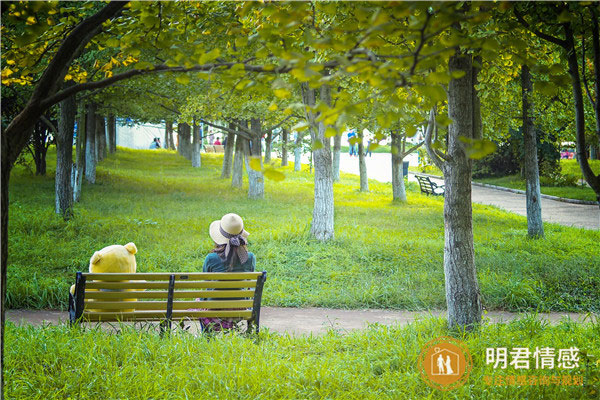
[6,308,595,336]
[337,153,599,230]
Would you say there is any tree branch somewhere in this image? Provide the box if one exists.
[40,115,57,134]
[513,8,567,48]
[424,108,449,169]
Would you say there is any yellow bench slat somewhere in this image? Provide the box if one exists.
[83,272,263,281]
[84,300,253,310]
[84,290,255,300]
[85,281,257,290]
[82,310,252,321]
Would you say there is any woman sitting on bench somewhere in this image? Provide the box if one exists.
[199,213,256,331]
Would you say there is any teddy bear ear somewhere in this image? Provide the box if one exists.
[124,242,137,255]
[90,251,102,265]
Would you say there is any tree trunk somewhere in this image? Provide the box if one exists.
[264,129,272,164]
[32,124,48,176]
[232,134,245,188]
[302,82,335,241]
[391,132,407,202]
[191,120,201,168]
[564,23,600,201]
[442,53,482,329]
[95,114,106,162]
[332,133,341,181]
[294,132,302,171]
[221,127,235,178]
[183,123,192,160]
[281,128,289,166]
[73,105,86,202]
[521,65,544,238]
[248,118,265,199]
[85,103,97,184]
[107,114,116,153]
[358,130,369,192]
[165,120,174,150]
[55,93,76,218]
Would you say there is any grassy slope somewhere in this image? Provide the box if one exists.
[7,148,600,312]
[6,317,600,399]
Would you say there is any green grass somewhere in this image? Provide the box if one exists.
[5,316,600,399]
[7,147,600,312]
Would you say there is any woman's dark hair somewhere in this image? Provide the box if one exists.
[212,243,247,271]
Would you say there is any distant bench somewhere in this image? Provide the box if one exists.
[68,271,267,333]
[415,175,445,196]
[205,145,225,153]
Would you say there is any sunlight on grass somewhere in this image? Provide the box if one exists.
[7,147,600,312]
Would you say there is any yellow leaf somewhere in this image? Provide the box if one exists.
[268,102,278,112]
[26,16,36,25]
[176,74,190,84]
[274,88,291,99]
[249,157,262,171]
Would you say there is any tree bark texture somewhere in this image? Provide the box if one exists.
[232,134,245,188]
[191,121,201,168]
[165,120,174,150]
[73,105,86,202]
[248,118,265,199]
[56,94,76,218]
[107,114,116,153]
[31,123,49,176]
[264,129,272,164]
[85,103,97,184]
[521,65,544,238]
[358,130,369,192]
[442,53,482,329]
[391,132,407,202]
[294,132,302,171]
[221,128,235,178]
[95,114,106,162]
[302,82,335,241]
[281,128,289,166]
[332,133,342,181]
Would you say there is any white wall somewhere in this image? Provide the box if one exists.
[116,120,165,149]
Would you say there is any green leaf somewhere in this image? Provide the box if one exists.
[176,74,190,84]
[312,140,324,150]
[249,157,262,171]
[134,61,153,70]
[324,127,337,138]
[199,48,221,64]
[292,122,310,132]
[458,137,497,159]
[264,168,285,181]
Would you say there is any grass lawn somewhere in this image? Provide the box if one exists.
[7,147,600,312]
[410,160,600,202]
[5,317,600,399]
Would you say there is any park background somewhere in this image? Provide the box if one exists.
[3,1,600,399]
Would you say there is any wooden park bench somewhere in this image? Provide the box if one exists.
[415,175,445,196]
[68,271,267,333]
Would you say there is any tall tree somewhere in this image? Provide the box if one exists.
[521,64,544,237]
[281,128,289,167]
[95,114,107,162]
[221,126,235,178]
[56,93,76,218]
[85,103,97,184]
[191,119,201,168]
[425,53,483,329]
[73,103,86,203]
[357,129,369,192]
[248,118,265,199]
[391,130,423,202]
[232,134,245,188]
[107,114,116,153]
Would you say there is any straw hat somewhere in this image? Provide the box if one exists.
[209,213,249,245]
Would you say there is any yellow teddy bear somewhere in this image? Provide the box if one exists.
[70,242,139,312]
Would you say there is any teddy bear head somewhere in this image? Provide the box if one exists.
[89,242,137,274]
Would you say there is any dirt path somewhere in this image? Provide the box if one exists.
[7,308,596,336]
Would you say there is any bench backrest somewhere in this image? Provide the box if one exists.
[415,175,436,194]
[69,271,267,330]
[214,145,225,153]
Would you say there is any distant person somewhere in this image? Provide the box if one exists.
[365,139,372,157]
[214,137,222,145]
[149,137,161,149]
[348,130,357,156]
